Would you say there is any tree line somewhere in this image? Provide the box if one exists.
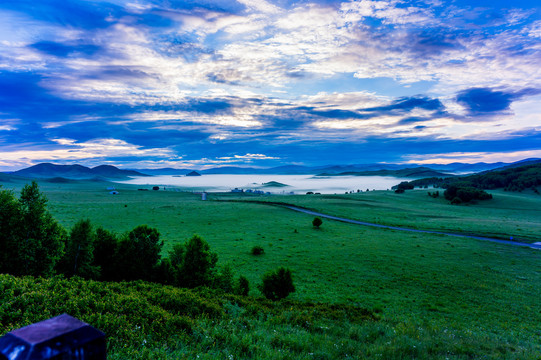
[0,182,294,300]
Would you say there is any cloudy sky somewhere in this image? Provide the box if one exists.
[0,0,540,170]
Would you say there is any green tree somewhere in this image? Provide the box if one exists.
[18,181,66,276]
[93,227,120,281]
[116,225,163,281]
[177,235,218,288]
[312,217,323,229]
[259,267,295,301]
[0,188,21,274]
[58,219,99,279]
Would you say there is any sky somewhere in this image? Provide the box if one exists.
[0,0,540,170]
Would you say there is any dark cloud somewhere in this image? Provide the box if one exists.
[0,0,124,29]
[407,29,463,57]
[364,96,445,113]
[31,41,101,58]
[148,0,246,14]
[456,88,514,113]
[397,117,431,125]
[206,73,239,85]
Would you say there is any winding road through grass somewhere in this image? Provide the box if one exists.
[239,200,541,250]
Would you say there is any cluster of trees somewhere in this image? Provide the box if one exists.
[393,181,415,193]
[443,183,492,204]
[0,182,295,300]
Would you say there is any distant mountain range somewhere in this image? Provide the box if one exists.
[7,163,149,180]
[317,167,452,178]
[131,158,541,176]
[2,159,540,182]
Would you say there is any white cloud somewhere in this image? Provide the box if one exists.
[404,150,541,165]
[0,138,175,169]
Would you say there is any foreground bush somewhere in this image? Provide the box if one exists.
[0,274,376,359]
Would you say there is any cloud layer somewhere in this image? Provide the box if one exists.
[0,0,540,169]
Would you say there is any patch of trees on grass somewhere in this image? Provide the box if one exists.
[0,182,294,301]
[443,184,492,204]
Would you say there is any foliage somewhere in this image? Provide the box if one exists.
[444,184,492,203]
[0,188,21,274]
[213,263,235,293]
[0,182,66,277]
[115,225,163,281]
[259,267,295,301]
[174,235,218,288]
[57,219,99,279]
[0,274,378,359]
[393,181,414,192]
[236,275,250,296]
[93,227,120,281]
[251,245,264,255]
[312,217,323,229]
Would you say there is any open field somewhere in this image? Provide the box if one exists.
[2,179,541,357]
[231,189,541,243]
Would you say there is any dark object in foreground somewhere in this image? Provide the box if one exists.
[0,313,105,360]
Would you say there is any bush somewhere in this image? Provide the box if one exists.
[236,275,250,296]
[259,267,295,301]
[251,245,264,255]
[312,217,323,229]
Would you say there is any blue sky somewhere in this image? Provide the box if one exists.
[0,0,540,170]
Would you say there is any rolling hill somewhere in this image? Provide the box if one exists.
[9,163,150,180]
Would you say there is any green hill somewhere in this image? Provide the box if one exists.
[11,163,149,180]
[402,163,541,192]
[319,167,451,178]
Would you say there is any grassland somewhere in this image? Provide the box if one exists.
[1,179,541,358]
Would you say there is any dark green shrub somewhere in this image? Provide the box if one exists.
[259,267,295,301]
[251,245,264,255]
[214,263,235,292]
[312,217,323,229]
[451,197,462,205]
[176,235,218,288]
[236,275,250,296]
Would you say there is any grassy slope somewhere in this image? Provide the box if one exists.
[2,179,541,358]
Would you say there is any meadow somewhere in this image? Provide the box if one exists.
[1,179,541,358]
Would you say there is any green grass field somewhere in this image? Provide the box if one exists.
[2,179,541,358]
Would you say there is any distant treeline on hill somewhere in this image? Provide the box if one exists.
[399,163,541,192]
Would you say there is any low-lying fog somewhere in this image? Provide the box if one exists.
[118,174,411,194]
